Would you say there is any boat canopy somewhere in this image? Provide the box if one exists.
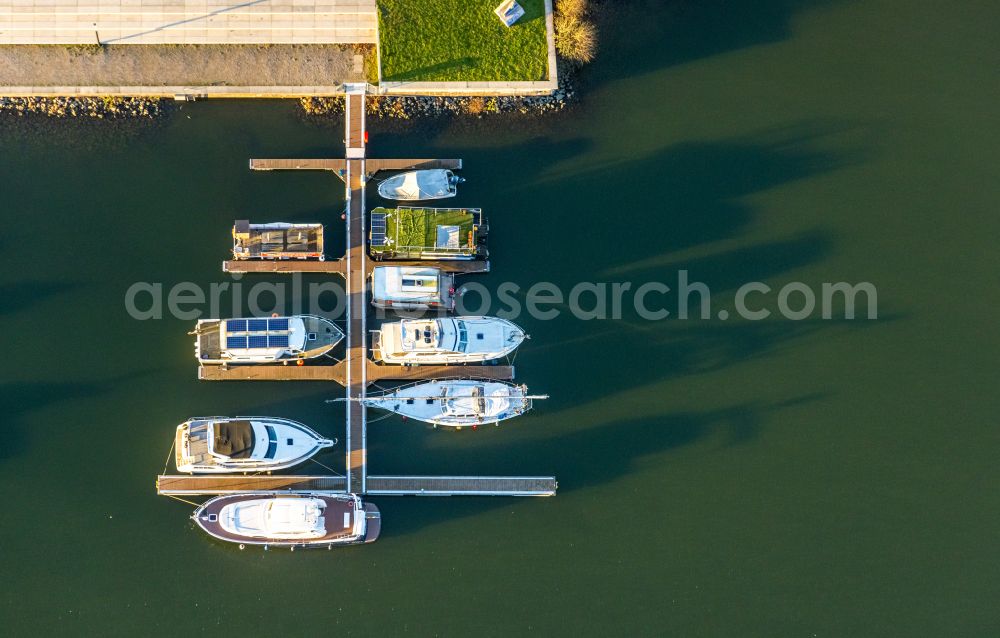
[381,170,454,200]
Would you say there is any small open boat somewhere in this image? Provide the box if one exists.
[363,380,545,427]
[377,169,463,201]
[175,417,335,473]
[192,493,380,548]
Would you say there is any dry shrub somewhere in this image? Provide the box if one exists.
[466,97,486,115]
[555,15,597,64]
[556,0,589,20]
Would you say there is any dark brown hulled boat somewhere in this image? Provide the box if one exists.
[192,493,380,548]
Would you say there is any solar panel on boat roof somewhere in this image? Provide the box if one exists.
[247,319,268,332]
[226,319,247,332]
[226,335,248,349]
[268,334,290,348]
[268,318,289,331]
[248,335,268,349]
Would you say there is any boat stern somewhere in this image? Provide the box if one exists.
[362,502,381,543]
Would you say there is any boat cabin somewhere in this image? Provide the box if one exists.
[232,220,324,260]
[371,266,455,310]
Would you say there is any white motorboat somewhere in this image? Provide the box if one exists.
[174,417,336,473]
[363,379,544,427]
[193,315,344,364]
[376,169,463,201]
[372,316,525,364]
[192,493,381,548]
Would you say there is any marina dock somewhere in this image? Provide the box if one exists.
[157,475,557,497]
[171,84,555,504]
[198,360,514,384]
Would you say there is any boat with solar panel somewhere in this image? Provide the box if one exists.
[362,380,546,428]
[372,316,526,364]
[192,315,343,364]
[174,417,336,473]
[192,493,381,548]
[376,169,463,201]
[369,207,487,261]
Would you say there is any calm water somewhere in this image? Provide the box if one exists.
[2,1,999,635]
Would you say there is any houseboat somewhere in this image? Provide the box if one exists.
[369,207,487,261]
[371,266,456,311]
[231,220,324,260]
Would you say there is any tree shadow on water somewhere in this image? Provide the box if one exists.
[581,0,839,89]
[0,382,106,462]
[0,281,79,316]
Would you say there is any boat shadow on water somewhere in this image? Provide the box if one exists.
[372,394,828,539]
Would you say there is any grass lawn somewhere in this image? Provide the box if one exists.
[377,0,549,82]
[373,207,478,256]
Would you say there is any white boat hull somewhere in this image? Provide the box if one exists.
[175,417,335,473]
[364,380,533,427]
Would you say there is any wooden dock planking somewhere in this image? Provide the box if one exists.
[365,476,557,496]
[197,362,513,384]
[366,362,514,382]
[249,158,346,171]
[199,363,347,383]
[366,259,490,274]
[223,259,347,275]
[221,257,488,275]
[365,158,462,175]
[344,157,368,494]
[157,475,347,495]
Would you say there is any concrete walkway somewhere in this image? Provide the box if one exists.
[0,0,376,44]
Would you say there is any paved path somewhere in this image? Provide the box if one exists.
[0,0,376,44]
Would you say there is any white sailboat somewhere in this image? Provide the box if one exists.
[376,169,463,201]
[372,316,526,364]
[361,380,545,427]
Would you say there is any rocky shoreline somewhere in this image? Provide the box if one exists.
[302,64,578,120]
[0,96,165,119]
